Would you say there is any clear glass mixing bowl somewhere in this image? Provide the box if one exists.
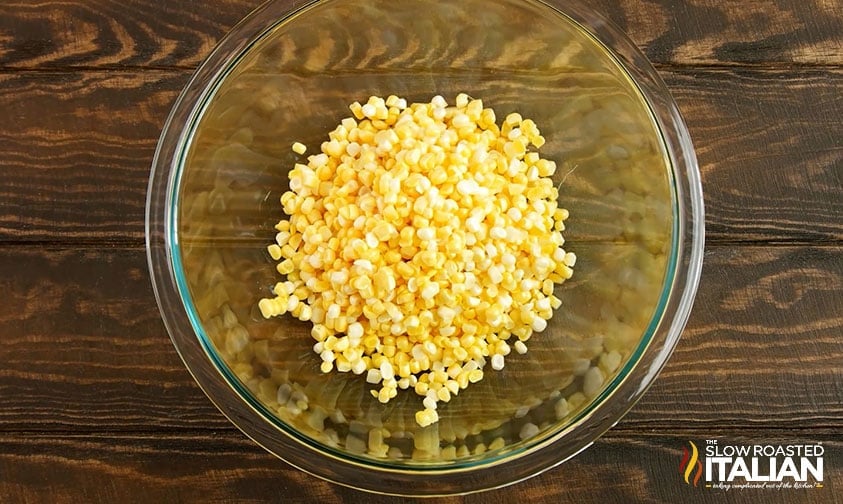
[147,0,704,495]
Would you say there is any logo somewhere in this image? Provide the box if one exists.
[679,440,824,491]
[680,441,703,486]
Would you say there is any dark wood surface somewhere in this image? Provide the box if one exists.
[1,1,840,502]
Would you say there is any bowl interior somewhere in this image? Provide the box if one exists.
[171,0,674,469]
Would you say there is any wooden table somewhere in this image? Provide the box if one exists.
[1,1,840,502]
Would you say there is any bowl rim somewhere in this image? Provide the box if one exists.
[146,0,705,495]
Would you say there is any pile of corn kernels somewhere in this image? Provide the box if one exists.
[259,94,575,427]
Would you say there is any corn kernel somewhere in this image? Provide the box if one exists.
[292,142,307,155]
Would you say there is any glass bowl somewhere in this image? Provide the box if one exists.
[146,0,704,496]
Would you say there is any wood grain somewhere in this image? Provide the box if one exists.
[626,244,843,428]
[0,71,188,242]
[0,0,255,70]
[0,68,840,244]
[0,247,223,431]
[608,0,843,66]
[671,68,843,243]
[0,0,840,70]
[0,245,839,433]
[0,432,837,503]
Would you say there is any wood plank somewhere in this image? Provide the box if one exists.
[0,245,839,433]
[0,431,837,502]
[625,244,843,428]
[0,71,188,242]
[671,68,843,242]
[608,0,843,66]
[0,68,840,244]
[0,247,225,430]
[0,0,255,70]
[0,0,840,70]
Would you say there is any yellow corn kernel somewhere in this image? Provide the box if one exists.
[292,142,307,155]
[468,370,484,383]
[267,244,282,261]
[349,101,364,119]
[258,298,275,318]
[276,259,295,275]
[414,381,429,396]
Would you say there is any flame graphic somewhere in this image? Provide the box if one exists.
[679,441,703,486]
